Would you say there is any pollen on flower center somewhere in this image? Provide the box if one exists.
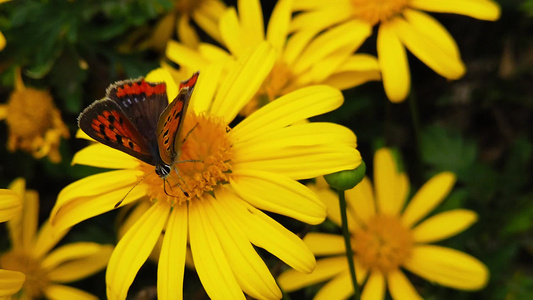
[241,61,294,116]
[352,215,413,273]
[0,251,49,298]
[141,111,233,206]
[351,0,409,24]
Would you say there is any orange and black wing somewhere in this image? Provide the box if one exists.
[78,99,155,165]
[156,72,199,164]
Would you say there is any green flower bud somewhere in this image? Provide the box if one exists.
[324,161,366,191]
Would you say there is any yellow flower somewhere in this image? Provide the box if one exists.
[0,69,70,163]
[0,188,24,298]
[0,178,113,299]
[123,0,226,52]
[166,0,381,116]
[50,43,361,300]
[0,0,10,51]
[292,0,500,102]
[278,148,488,299]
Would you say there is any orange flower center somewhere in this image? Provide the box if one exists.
[241,61,294,116]
[0,251,49,298]
[141,111,233,206]
[352,215,413,273]
[175,0,203,14]
[351,0,409,24]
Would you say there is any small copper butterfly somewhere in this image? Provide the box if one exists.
[78,72,199,203]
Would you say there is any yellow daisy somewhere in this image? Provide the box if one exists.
[278,148,488,299]
[50,43,361,300]
[0,68,70,163]
[291,0,501,102]
[0,188,24,298]
[166,0,381,116]
[0,178,113,299]
[124,0,226,52]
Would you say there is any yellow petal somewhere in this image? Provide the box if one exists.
[19,190,39,251]
[72,144,140,169]
[391,17,466,79]
[404,245,489,290]
[197,43,232,62]
[374,148,407,216]
[188,198,245,300]
[0,31,5,51]
[401,172,456,228]
[309,184,361,231]
[322,70,382,90]
[290,3,353,32]
[44,284,97,300]
[278,256,348,292]
[345,176,376,225]
[0,190,21,223]
[189,62,223,114]
[293,0,346,10]
[266,0,292,52]
[377,22,410,102]
[293,20,372,76]
[145,67,180,101]
[232,145,361,180]
[106,202,170,300]
[211,42,276,124]
[315,271,354,300]
[306,44,363,83]
[238,0,264,48]
[361,270,386,300]
[230,85,343,141]
[52,183,147,233]
[208,197,281,299]
[403,9,460,60]
[177,15,199,48]
[192,6,223,44]
[387,269,422,300]
[219,7,245,57]
[233,122,357,160]
[230,170,326,224]
[32,220,69,259]
[0,105,7,120]
[165,41,209,74]
[411,0,501,21]
[157,205,188,300]
[75,128,93,140]
[283,30,319,66]
[412,209,478,243]
[219,188,316,273]
[0,269,24,297]
[45,243,113,283]
[303,233,345,256]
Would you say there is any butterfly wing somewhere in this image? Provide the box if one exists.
[106,78,169,154]
[156,72,199,165]
[78,99,155,165]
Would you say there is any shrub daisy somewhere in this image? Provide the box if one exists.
[278,148,488,299]
[50,43,361,300]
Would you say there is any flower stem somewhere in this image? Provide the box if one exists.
[338,190,360,300]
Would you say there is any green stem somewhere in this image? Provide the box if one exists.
[338,190,360,300]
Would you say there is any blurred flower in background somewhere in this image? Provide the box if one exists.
[0,178,113,300]
[0,188,24,298]
[0,69,70,163]
[291,0,501,102]
[166,0,381,116]
[50,43,361,300]
[279,148,488,299]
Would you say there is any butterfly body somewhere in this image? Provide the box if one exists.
[78,73,200,182]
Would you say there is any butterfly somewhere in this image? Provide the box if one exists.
[78,72,200,205]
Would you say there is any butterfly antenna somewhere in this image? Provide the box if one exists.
[181,122,199,144]
[114,170,155,209]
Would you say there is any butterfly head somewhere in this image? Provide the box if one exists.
[155,164,171,178]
